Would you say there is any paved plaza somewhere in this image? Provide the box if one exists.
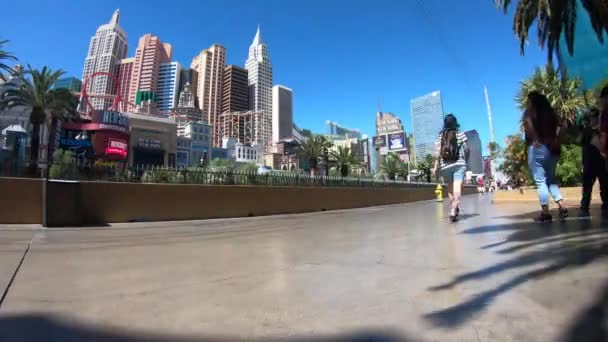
[0,195,606,341]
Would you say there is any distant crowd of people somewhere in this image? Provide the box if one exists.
[433,86,608,223]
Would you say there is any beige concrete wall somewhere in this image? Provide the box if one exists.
[0,177,42,224]
[78,182,464,224]
[493,186,595,204]
[0,177,476,225]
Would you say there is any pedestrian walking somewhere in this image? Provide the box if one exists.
[433,114,469,222]
[577,107,608,217]
[523,91,568,222]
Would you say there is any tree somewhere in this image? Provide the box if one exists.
[515,65,588,124]
[499,134,533,187]
[487,141,502,160]
[237,162,258,173]
[556,144,582,186]
[0,40,17,81]
[296,135,332,176]
[416,154,436,183]
[379,153,402,180]
[48,149,77,180]
[329,145,358,177]
[0,66,78,174]
[208,158,234,172]
[496,0,608,62]
[398,162,411,181]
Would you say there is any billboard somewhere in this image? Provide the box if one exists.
[372,135,386,148]
[388,132,406,150]
[105,138,128,158]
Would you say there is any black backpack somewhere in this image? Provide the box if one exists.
[441,129,459,162]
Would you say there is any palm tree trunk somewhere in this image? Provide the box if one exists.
[29,123,41,175]
[309,158,317,176]
[340,165,348,177]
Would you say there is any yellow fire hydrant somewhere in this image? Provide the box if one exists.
[435,184,443,202]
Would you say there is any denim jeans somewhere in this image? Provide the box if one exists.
[528,144,563,206]
[441,165,466,183]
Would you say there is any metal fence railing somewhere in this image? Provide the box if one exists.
[0,160,435,189]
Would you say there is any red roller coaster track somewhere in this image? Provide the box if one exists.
[76,71,131,115]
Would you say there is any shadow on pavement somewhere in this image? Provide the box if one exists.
[560,280,608,342]
[0,313,412,342]
[425,208,608,335]
[452,213,480,222]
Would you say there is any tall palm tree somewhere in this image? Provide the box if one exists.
[496,0,608,62]
[296,135,332,176]
[515,65,587,123]
[0,40,17,81]
[379,153,402,180]
[1,66,78,173]
[329,145,358,177]
[487,141,502,161]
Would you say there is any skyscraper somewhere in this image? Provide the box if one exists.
[464,130,483,174]
[411,91,444,163]
[326,121,362,139]
[115,57,134,111]
[272,85,293,143]
[52,77,82,92]
[245,26,273,147]
[178,68,198,107]
[173,82,204,133]
[222,65,249,113]
[128,34,172,112]
[157,62,181,112]
[81,9,128,110]
[191,44,226,147]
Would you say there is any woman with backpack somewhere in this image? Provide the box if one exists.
[433,114,469,222]
[523,91,568,222]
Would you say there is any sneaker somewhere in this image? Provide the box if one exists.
[534,213,553,223]
[450,208,458,222]
[578,208,591,218]
[559,207,569,220]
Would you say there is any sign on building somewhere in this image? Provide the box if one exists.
[388,132,406,150]
[372,135,387,148]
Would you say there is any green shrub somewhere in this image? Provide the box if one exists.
[49,149,77,180]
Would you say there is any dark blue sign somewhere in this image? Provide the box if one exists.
[60,138,92,148]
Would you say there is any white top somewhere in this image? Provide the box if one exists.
[434,130,468,171]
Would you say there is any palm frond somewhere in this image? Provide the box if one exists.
[581,0,608,44]
[500,0,608,61]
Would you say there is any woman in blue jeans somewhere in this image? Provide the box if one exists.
[524,91,568,222]
[433,114,468,222]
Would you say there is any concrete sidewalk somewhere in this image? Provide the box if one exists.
[0,196,606,341]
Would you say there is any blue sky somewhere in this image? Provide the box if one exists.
[2,0,547,152]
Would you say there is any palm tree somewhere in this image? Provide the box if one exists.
[1,66,78,173]
[379,153,402,180]
[0,40,17,80]
[329,145,358,177]
[496,0,608,62]
[398,162,411,181]
[416,154,436,183]
[515,65,587,124]
[487,142,502,161]
[296,135,332,176]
